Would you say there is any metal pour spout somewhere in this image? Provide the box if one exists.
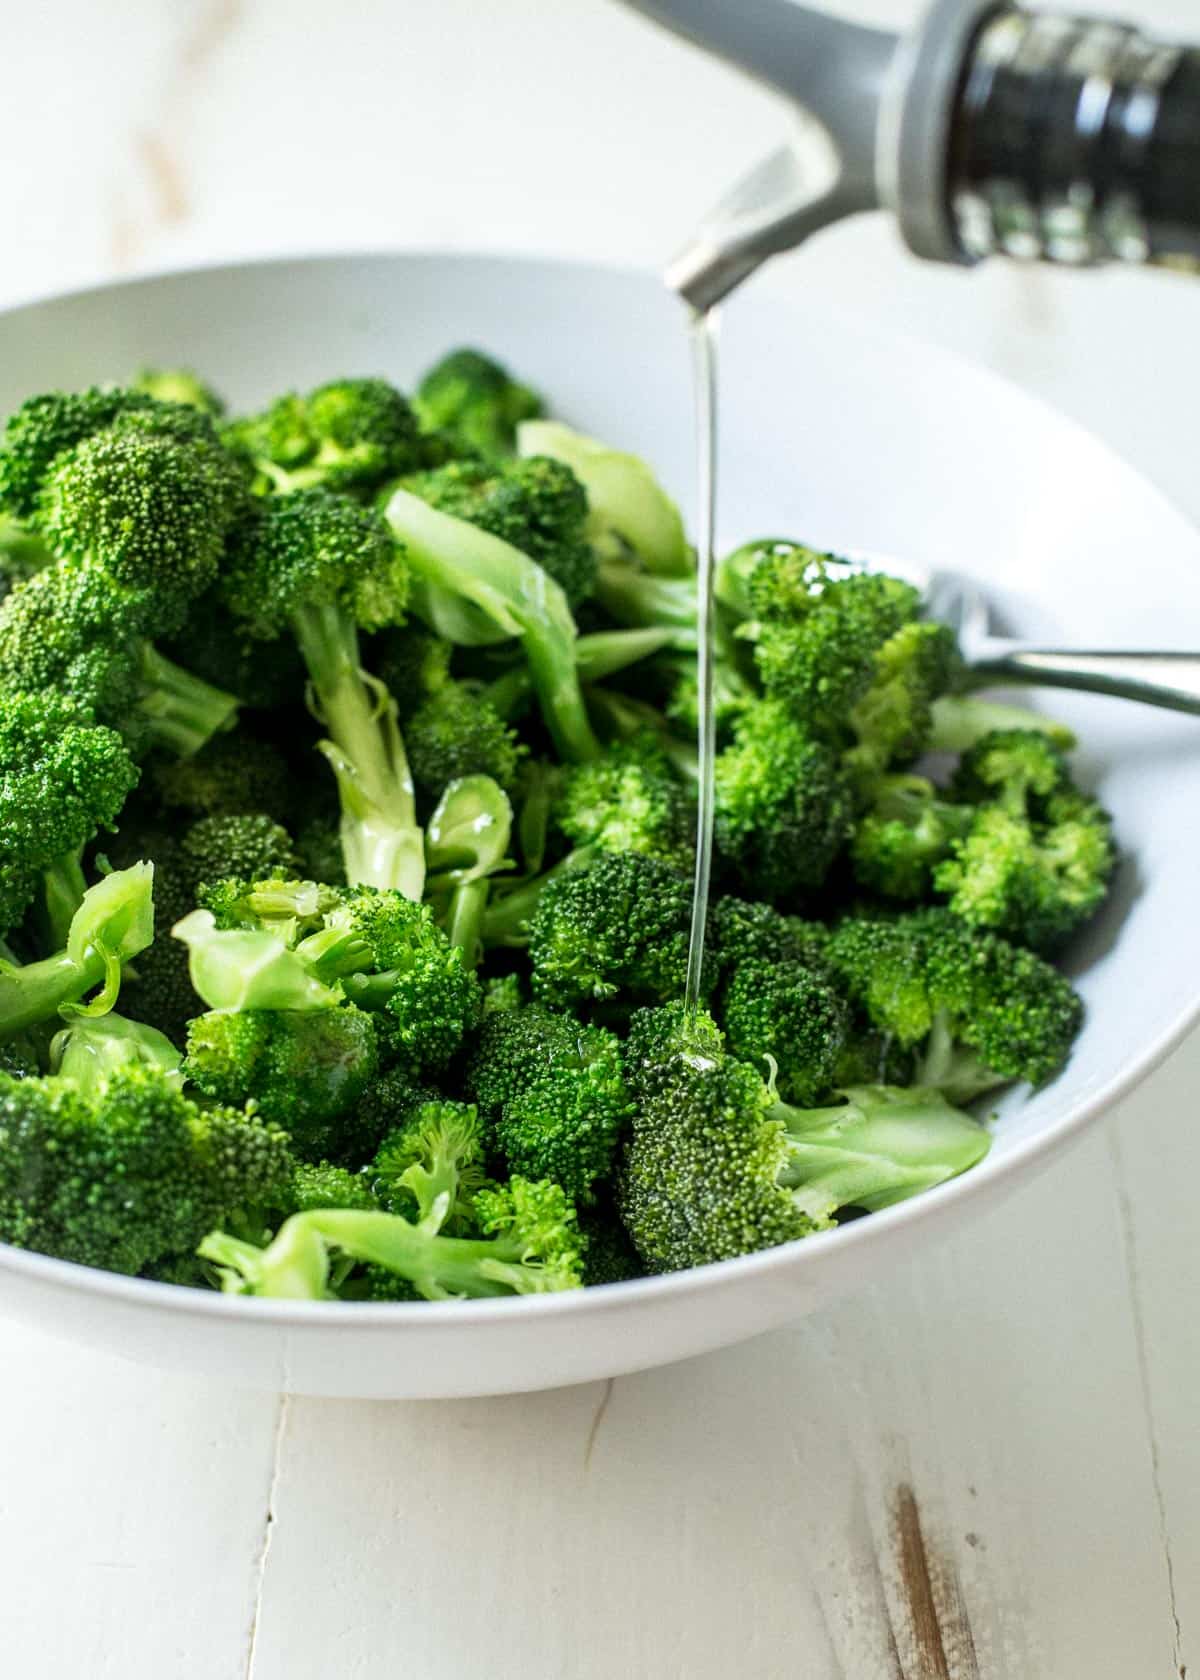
[615,0,1013,310]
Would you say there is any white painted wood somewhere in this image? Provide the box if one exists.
[0,1319,280,1679]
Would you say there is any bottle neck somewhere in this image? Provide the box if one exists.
[948,9,1200,271]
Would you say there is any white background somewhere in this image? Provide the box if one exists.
[2,1,1200,1674]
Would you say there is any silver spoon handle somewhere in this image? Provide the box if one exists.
[969,650,1200,715]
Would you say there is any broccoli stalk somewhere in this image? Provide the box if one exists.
[0,864,154,1038]
[383,486,601,764]
[200,1176,583,1300]
[424,775,514,966]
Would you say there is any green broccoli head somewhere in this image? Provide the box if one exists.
[849,774,975,901]
[0,689,138,881]
[845,619,960,774]
[223,378,425,494]
[719,958,848,1106]
[0,1064,293,1276]
[375,623,454,702]
[132,368,226,416]
[826,907,1084,1095]
[405,681,525,802]
[180,813,300,895]
[370,1097,489,1232]
[467,1002,631,1197]
[0,562,149,727]
[0,386,170,519]
[554,733,694,869]
[402,454,595,609]
[34,417,244,630]
[184,1004,381,1162]
[709,894,831,972]
[528,851,714,1009]
[713,700,854,900]
[147,731,296,823]
[222,486,409,640]
[414,347,543,461]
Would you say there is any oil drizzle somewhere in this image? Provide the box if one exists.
[683,307,720,1017]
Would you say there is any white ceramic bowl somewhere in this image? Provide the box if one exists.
[1,252,1197,1398]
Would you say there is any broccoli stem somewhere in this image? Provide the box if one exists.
[442,877,490,966]
[929,695,1076,754]
[773,1085,991,1222]
[203,1207,559,1300]
[483,627,693,720]
[481,846,599,947]
[42,849,87,950]
[137,644,241,758]
[594,558,697,633]
[0,946,108,1037]
[290,601,425,900]
[384,488,601,764]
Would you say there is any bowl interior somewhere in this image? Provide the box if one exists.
[0,252,1197,1387]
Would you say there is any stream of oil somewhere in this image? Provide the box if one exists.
[682,307,719,1018]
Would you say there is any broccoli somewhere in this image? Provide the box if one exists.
[527,851,716,1009]
[220,486,423,895]
[223,377,426,495]
[180,813,301,894]
[467,1003,631,1197]
[199,1174,583,1300]
[517,418,691,576]
[0,863,153,1039]
[424,775,515,965]
[719,959,848,1105]
[0,688,138,935]
[182,878,482,1075]
[50,1009,183,1087]
[578,1200,645,1286]
[383,475,602,764]
[415,348,543,461]
[929,731,1116,951]
[370,1096,489,1231]
[713,700,854,900]
[0,564,241,760]
[185,1005,381,1161]
[0,1061,292,1276]
[161,585,306,711]
[850,774,976,901]
[615,1005,989,1273]
[406,682,524,802]
[0,517,50,600]
[826,907,1084,1100]
[553,734,694,871]
[147,731,295,823]
[132,368,225,416]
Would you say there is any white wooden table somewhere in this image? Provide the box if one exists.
[2,2,1199,1673]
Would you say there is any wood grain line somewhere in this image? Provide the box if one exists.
[892,1484,979,1680]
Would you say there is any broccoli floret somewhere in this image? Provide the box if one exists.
[0,689,138,934]
[180,813,300,894]
[221,487,422,895]
[517,419,691,576]
[527,851,714,1009]
[709,895,831,972]
[850,774,975,901]
[615,1005,989,1273]
[713,700,854,900]
[482,972,524,1015]
[200,1174,583,1300]
[0,1063,292,1276]
[933,732,1116,951]
[578,1200,645,1286]
[415,348,543,461]
[184,1005,380,1162]
[826,907,1084,1098]
[402,455,594,610]
[0,562,241,759]
[370,1097,489,1232]
[223,378,425,495]
[844,618,960,775]
[467,1003,630,1197]
[147,731,295,822]
[132,368,225,416]
[719,959,848,1105]
[161,585,306,711]
[182,879,482,1076]
[374,623,454,702]
[383,478,601,764]
[288,1159,379,1214]
[554,734,693,870]
[406,681,525,802]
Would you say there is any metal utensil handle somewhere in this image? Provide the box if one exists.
[970,650,1200,715]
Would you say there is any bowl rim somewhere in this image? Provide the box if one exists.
[1,244,1197,1330]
